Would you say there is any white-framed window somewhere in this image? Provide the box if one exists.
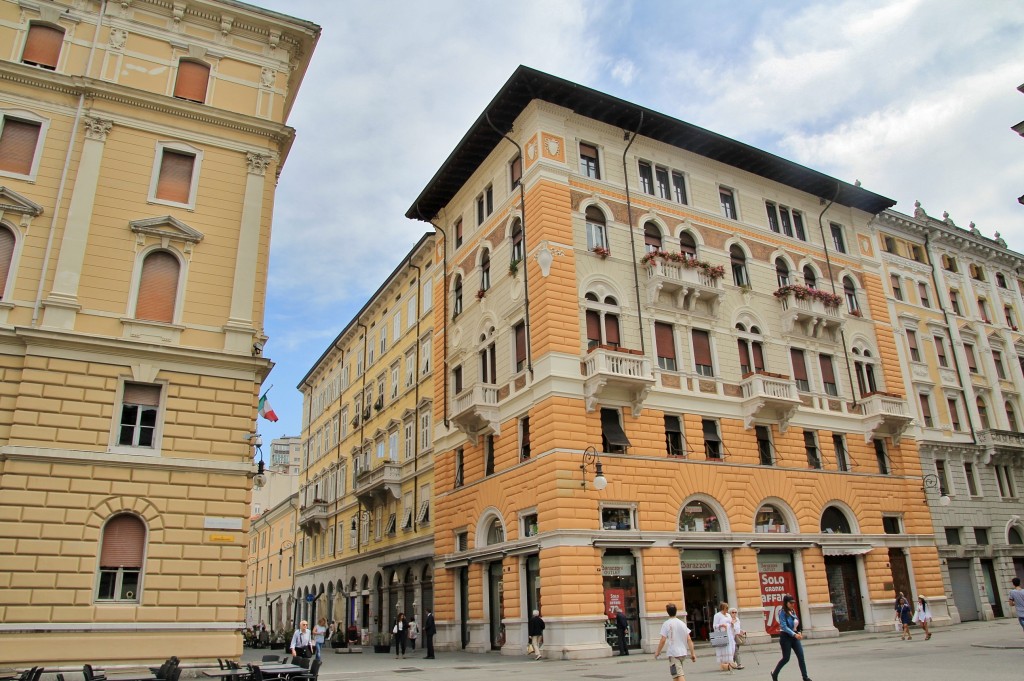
[421,336,432,374]
[393,313,401,342]
[407,293,417,327]
[404,418,414,459]
[422,278,433,311]
[391,364,400,398]
[600,504,637,531]
[131,249,183,324]
[21,22,66,70]
[419,409,431,450]
[0,110,48,181]
[476,185,493,225]
[96,513,146,603]
[403,491,414,530]
[148,142,202,209]
[765,201,806,240]
[719,186,738,220]
[173,59,211,104]
[405,351,416,387]
[111,382,164,454]
[0,222,20,301]
[829,222,847,253]
[388,430,398,462]
[379,327,387,355]
[417,483,431,524]
[509,154,522,190]
[579,142,600,179]
[376,439,385,460]
[585,206,607,251]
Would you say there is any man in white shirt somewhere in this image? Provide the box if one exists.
[654,603,697,680]
[1009,577,1024,632]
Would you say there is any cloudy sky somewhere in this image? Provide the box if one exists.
[251,0,1024,439]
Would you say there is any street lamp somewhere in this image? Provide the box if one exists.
[922,474,951,506]
[580,446,608,491]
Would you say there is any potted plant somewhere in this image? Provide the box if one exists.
[591,246,610,259]
[331,628,346,650]
[509,258,521,276]
[476,288,486,300]
[270,630,287,650]
[373,631,392,653]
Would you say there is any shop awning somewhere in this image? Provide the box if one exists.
[819,544,873,556]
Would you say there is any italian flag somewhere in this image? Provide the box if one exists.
[258,392,279,422]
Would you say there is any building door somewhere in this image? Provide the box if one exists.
[602,550,641,649]
[459,566,470,649]
[488,561,505,649]
[948,559,979,621]
[824,556,864,631]
[888,548,912,603]
[1015,558,1024,582]
[981,559,1004,618]
[680,549,725,641]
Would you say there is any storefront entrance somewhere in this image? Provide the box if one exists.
[488,562,504,650]
[602,550,640,650]
[948,559,979,621]
[758,551,798,635]
[680,550,725,641]
[981,559,1003,618]
[824,556,864,631]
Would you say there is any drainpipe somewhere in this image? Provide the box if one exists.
[621,114,645,354]
[815,184,857,405]
[415,206,449,428]
[33,0,108,326]
[484,114,533,375]
[355,322,368,554]
[410,259,421,529]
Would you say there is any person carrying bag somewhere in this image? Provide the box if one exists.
[290,620,314,659]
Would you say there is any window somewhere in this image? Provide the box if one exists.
[454,448,464,488]
[510,219,524,263]
[692,329,714,377]
[173,60,210,103]
[934,336,948,367]
[585,206,608,251]
[766,202,781,234]
[585,294,620,350]
[791,348,810,392]
[665,414,684,457]
[522,512,538,537]
[644,222,662,253]
[96,513,145,602]
[679,232,697,260]
[754,504,788,533]
[719,187,737,219]
[453,275,463,317]
[514,321,527,372]
[519,415,531,460]
[776,259,790,287]
[419,409,431,450]
[1007,401,1019,431]
[153,147,198,206]
[479,342,496,384]
[996,465,1017,498]
[883,236,897,254]
[655,165,671,200]
[509,154,522,190]
[480,249,490,291]
[882,516,902,534]
[702,418,722,460]
[804,430,821,469]
[0,116,43,176]
[22,23,64,70]
[765,202,804,239]
[756,426,773,466]
[638,161,654,195]
[993,350,1006,380]
[978,298,991,323]
[949,290,962,316]
[844,277,859,314]
[454,219,463,248]
[672,171,688,204]
[964,462,979,496]
[964,343,978,373]
[977,397,991,429]
[452,365,463,396]
[947,397,962,431]
[118,383,160,449]
[730,245,748,287]
[919,393,933,427]
[484,434,495,476]
[970,263,985,281]
[935,460,950,495]
[917,282,930,308]
[911,245,925,263]
[417,485,431,524]
[455,530,468,552]
[1005,305,1016,329]
[830,223,846,253]
[997,272,1008,288]
[907,330,921,362]
[679,501,720,532]
[874,438,889,475]
[655,322,676,371]
[579,143,600,179]
[821,507,852,534]
[736,325,765,376]
[601,408,630,454]
[833,434,849,472]
[135,251,180,323]
[853,348,878,398]
[819,354,838,396]
[944,527,962,545]
[803,266,817,289]
[974,527,989,545]
[891,274,903,301]
[601,506,634,531]
[476,185,493,225]
[942,255,958,272]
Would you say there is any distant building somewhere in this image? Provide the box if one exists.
[251,436,302,516]
[246,492,298,633]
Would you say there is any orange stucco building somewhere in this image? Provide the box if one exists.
[405,66,948,658]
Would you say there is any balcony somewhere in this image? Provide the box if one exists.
[582,346,655,417]
[298,500,328,535]
[861,392,912,443]
[739,373,801,431]
[645,260,724,314]
[355,462,402,505]
[777,289,844,339]
[451,383,501,444]
[976,429,1024,464]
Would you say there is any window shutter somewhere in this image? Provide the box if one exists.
[919,394,932,420]
[585,310,601,344]
[580,143,597,159]
[907,330,919,352]
[0,227,14,298]
[701,419,720,442]
[135,251,179,323]
[22,24,64,69]
[99,514,146,568]
[791,348,808,381]
[0,119,42,175]
[737,339,750,372]
[173,60,210,103]
[692,329,712,366]
[819,354,836,384]
[123,383,160,407]
[752,342,766,372]
[655,322,675,359]
[604,314,620,345]
[510,156,522,186]
[155,150,195,204]
[965,344,977,370]
[514,323,526,365]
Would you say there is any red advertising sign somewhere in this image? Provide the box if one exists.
[604,588,625,616]
[759,570,797,635]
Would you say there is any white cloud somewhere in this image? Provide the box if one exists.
[611,58,637,86]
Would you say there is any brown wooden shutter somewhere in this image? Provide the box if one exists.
[22,24,64,69]
[155,150,195,203]
[0,227,14,299]
[173,60,210,103]
[692,329,712,366]
[737,339,750,372]
[907,330,919,353]
[586,311,601,344]
[580,143,597,159]
[515,323,526,365]
[791,348,808,381]
[510,156,522,186]
[0,119,42,175]
[655,322,675,359]
[135,251,179,323]
[123,383,160,407]
[965,344,977,370]
[752,342,765,372]
[644,224,662,250]
[819,354,836,384]
[604,314,620,346]
[99,514,146,568]
[919,394,932,420]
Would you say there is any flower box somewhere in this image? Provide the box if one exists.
[773,284,843,308]
[639,250,725,280]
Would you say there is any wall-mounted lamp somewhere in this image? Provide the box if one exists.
[248,432,267,489]
[278,540,294,556]
[535,244,553,277]
[922,474,951,506]
[580,446,608,491]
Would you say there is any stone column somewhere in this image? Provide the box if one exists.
[223,151,270,352]
[42,115,112,329]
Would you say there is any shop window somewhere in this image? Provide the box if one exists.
[678,501,720,532]
[601,506,634,531]
[754,504,788,533]
[522,513,538,538]
[820,507,852,534]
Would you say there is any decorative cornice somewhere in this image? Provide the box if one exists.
[0,187,44,217]
[129,215,204,244]
[82,115,113,141]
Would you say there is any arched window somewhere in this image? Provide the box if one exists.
[679,232,697,260]
[1010,526,1024,545]
[22,23,65,70]
[1006,401,1019,432]
[173,60,210,104]
[977,397,990,429]
[736,323,765,376]
[803,265,817,289]
[97,513,146,602]
[679,501,721,532]
[584,292,620,350]
[775,258,790,287]
[754,504,789,533]
[852,348,878,398]
[843,276,859,313]
[453,275,463,317]
[135,251,180,323]
[510,219,524,263]
[820,506,852,534]
[0,225,15,299]
[730,245,749,287]
[485,518,505,545]
[585,206,607,251]
[644,222,662,253]
[480,249,490,292]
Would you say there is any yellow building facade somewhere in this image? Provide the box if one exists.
[0,0,317,666]
[246,492,298,635]
[295,234,437,644]
[406,67,947,658]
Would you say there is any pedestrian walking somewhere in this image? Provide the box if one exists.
[913,595,932,640]
[654,603,696,681]
[712,602,734,672]
[896,594,913,640]
[729,606,746,670]
[1009,577,1024,632]
[423,608,436,659]
[528,609,545,660]
[613,607,630,656]
[770,595,811,681]
[407,616,419,650]
[312,617,327,661]
[393,612,408,659]
[289,620,314,660]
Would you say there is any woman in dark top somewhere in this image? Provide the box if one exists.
[771,595,811,681]
[896,595,913,640]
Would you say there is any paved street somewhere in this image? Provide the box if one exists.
[242,619,1023,680]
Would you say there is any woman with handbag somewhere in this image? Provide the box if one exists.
[913,595,932,640]
[711,602,733,672]
[393,612,408,659]
[728,607,746,670]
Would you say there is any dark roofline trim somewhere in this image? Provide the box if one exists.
[406,65,895,221]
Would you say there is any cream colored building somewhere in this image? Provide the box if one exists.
[251,435,301,516]
[295,233,436,641]
[0,0,317,666]
[246,492,297,634]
